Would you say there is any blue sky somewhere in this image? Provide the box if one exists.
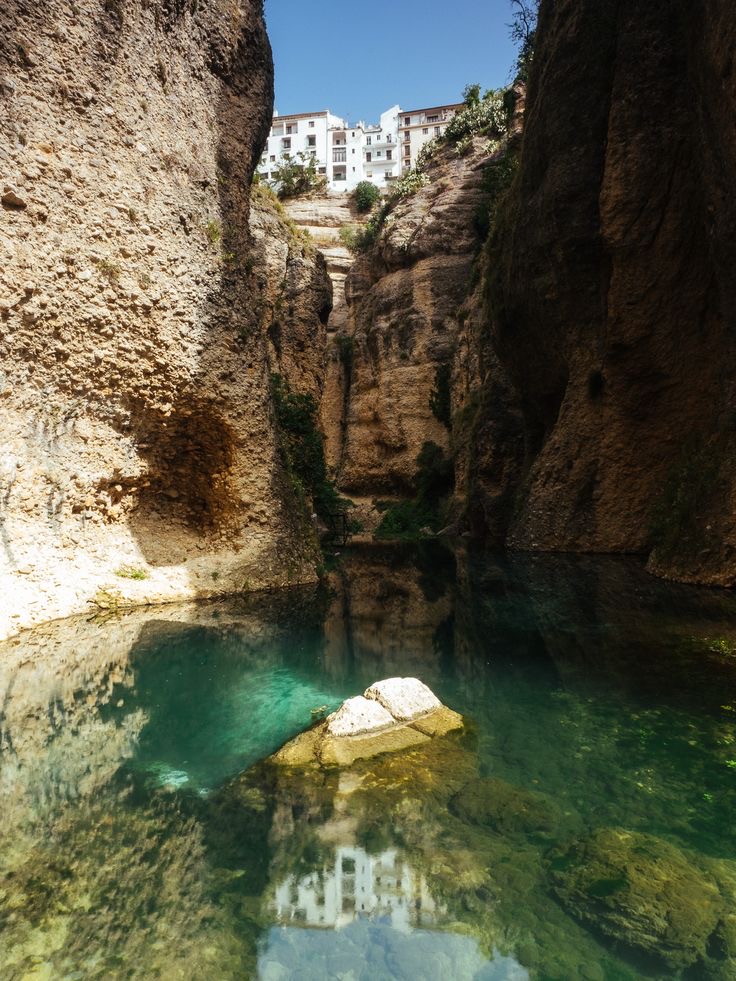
[263,0,518,124]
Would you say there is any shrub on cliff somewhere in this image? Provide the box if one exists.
[375,441,454,541]
[270,373,342,520]
[442,91,507,144]
[352,181,381,213]
[339,221,381,255]
[271,152,327,200]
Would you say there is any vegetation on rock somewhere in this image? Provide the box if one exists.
[271,152,328,200]
[352,180,381,213]
[375,441,454,540]
[270,373,343,522]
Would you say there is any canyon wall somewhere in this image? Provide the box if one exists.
[327,143,497,500]
[0,0,329,638]
[486,0,736,585]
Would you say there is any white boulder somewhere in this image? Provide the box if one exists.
[365,677,442,722]
[326,695,395,737]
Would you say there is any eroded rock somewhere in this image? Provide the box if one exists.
[270,678,463,768]
[365,676,442,721]
[548,827,723,970]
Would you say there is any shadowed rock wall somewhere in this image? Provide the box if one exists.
[486,0,736,585]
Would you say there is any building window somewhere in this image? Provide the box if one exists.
[386,149,392,160]
[282,138,291,149]
[309,120,315,127]
[434,126,441,136]
[423,128,429,135]
[404,132,410,142]
[376,151,381,157]
[366,152,372,162]
[427,114,439,122]
[318,166,326,174]
[352,148,355,154]
[366,136,371,145]
[286,124,295,134]
[404,116,410,125]
[307,135,316,147]
[270,154,275,162]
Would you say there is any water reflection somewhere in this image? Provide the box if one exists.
[1,547,736,978]
[273,845,440,931]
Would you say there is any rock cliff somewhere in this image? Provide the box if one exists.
[0,0,330,638]
[486,0,736,584]
[328,142,497,499]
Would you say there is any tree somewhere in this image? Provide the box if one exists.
[509,0,539,81]
[462,83,482,108]
[352,180,381,213]
[271,152,327,200]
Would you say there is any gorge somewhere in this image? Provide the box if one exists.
[1,0,736,978]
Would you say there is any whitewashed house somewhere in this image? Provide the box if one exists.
[257,105,402,193]
[397,102,464,172]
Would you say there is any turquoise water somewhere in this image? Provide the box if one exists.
[2,546,736,978]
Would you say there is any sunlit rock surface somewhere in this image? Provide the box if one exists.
[270,677,463,767]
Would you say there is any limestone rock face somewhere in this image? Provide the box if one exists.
[0,0,328,638]
[270,678,463,768]
[326,140,497,495]
[485,0,736,584]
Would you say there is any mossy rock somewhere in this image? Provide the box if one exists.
[449,776,560,838]
[548,827,723,971]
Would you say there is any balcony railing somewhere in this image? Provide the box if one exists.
[333,150,347,163]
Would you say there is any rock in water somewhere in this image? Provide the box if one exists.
[364,677,442,721]
[326,696,395,737]
[270,678,463,768]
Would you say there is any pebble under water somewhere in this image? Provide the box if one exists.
[2,545,736,979]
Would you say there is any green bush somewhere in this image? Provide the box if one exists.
[339,221,381,255]
[353,181,381,213]
[374,441,454,541]
[442,91,507,144]
[272,152,327,200]
[270,373,342,520]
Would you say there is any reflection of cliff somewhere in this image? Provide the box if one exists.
[323,545,455,687]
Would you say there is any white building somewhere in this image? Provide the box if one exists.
[359,105,402,188]
[258,105,402,193]
[398,102,464,172]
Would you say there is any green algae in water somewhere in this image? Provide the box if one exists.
[2,550,736,979]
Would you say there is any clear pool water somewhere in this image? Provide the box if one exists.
[2,546,735,979]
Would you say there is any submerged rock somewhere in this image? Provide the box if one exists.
[450,776,560,839]
[548,827,723,970]
[270,678,463,768]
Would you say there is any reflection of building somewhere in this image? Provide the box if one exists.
[273,846,441,932]
[398,103,464,172]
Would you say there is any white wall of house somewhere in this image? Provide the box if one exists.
[257,101,461,193]
[258,105,403,194]
[398,104,463,172]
